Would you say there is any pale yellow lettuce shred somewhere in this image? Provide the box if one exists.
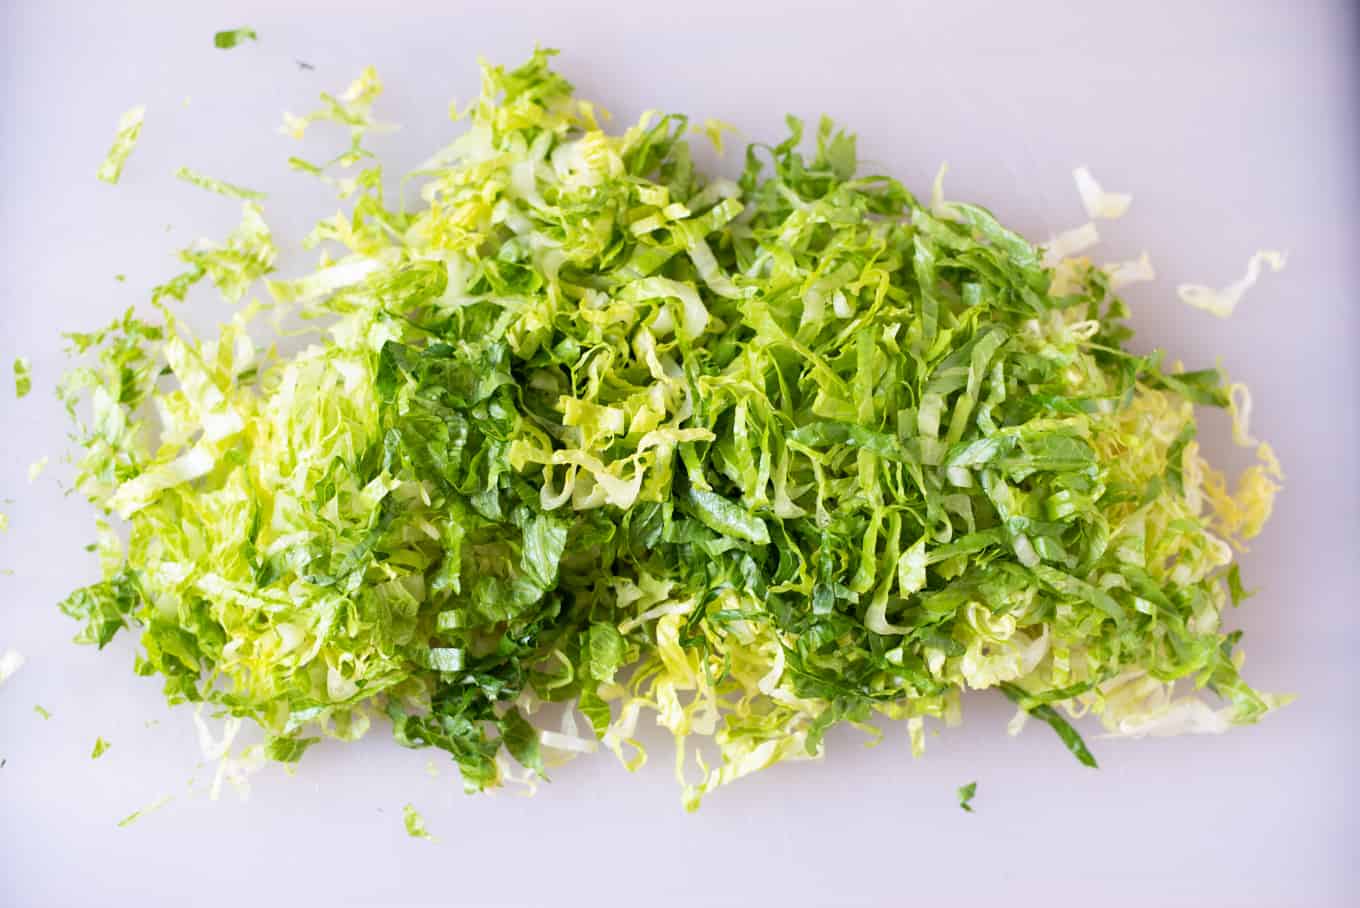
[1178,250,1287,318]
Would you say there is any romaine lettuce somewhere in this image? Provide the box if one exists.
[57,50,1286,810]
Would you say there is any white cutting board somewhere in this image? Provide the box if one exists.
[2,1,1356,905]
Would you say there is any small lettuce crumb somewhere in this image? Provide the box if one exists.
[13,357,31,399]
[27,457,48,483]
[117,794,172,827]
[92,737,111,759]
[957,781,977,812]
[1178,250,1287,318]
[403,803,433,839]
[213,28,258,50]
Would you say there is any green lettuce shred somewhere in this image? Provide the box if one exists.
[174,167,268,201]
[56,50,1286,810]
[13,357,31,399]
[97,106,146,184]
[957,780,977,812]
[402,803,432,839]
[213,28,258,50]
[92,737,111,759]
[117,794,172,827]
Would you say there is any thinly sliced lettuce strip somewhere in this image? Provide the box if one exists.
[1073,167,1131,220]
[1178,250,1287,318]
[116,794,173,827]
[957,780,977,812]
[97,105,146,184]
[59,50,1284,810]
[175,167,267,201]
[13,357,32,399]
[214,28,258,50]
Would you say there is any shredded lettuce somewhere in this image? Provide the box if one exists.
[1178,250,1287,318]
[213,28,258,49]
[27,457,48,483]
[1073,167,1131,220]
[33,704,51,720]
[402,803,433,839]
[957,780,977,812]
[55,50,1286,810]
[175,167,267,201]
[97,106,146,184]
[1104,252,1155,290]
[116,794,172,827]
[1043,222,1100,267]
[13,357,31,399]
[92,737,111,759]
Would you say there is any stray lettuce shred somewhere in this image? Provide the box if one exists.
[213,28,258,50]
[403,803,433,839]
[97,106,146,184]
[13,357,31,399]
[175,167,268,201]
[117,794,172,827]
[28,457,48,483]
[92,737,111,759]
[1178,250,1287,318]
[957,780,977,812]
[58,50,1286,811]
[1073,167,1131,220]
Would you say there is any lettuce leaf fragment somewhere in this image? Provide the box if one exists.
[402,803,433,839]
[1073,167,1131,219]
[174,167,267,201]
[1178,250,1287,318]
[213,28,258,49]
[97,106,146,184]
[13,357,31,399]
[27,457,48,483]
[0,649,23,685]
[957,781,977,812]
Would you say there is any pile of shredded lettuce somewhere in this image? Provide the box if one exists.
[59,50,1285,810]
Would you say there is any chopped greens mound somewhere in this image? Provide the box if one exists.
[57,50,1285,810]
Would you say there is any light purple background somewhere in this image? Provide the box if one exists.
[2,2,1356,906]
